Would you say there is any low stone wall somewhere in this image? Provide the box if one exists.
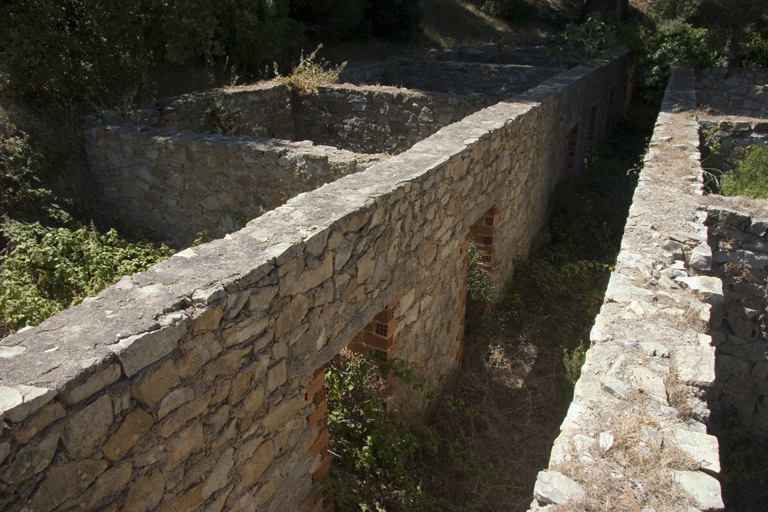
[529,67,724,511]
[706,207,768,439]
[700,116,768,171]
[85,126,383,246]
[697,67,768,118]
[293,84,488,154]
[0,51,627,512]
[86,82,295,140]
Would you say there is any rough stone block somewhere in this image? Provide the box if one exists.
[102,407,155,461]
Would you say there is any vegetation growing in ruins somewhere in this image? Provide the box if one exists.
[277,45,348,95]
[422,109,652,510]
[720,146,768,199]
[326,349,491,512]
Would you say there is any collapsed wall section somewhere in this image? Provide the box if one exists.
[529,68,724,511]
[0,52,627,512]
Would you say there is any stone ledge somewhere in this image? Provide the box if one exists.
[529,67,724,511]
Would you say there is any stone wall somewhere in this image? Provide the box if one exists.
[529,67,724,511]
[699,116,768,171]
[0,51,628,512]
[85,82,296,140]
[84,126,384,246]
[293,84,488,154]
[706,207,768,439]
[697,67,768,118]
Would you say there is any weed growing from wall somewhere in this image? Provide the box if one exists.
[201,92,255,136]
[278,45,347,95]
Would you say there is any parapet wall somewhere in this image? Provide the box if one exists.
[697,67,768,118]
[0,52,627,512]
[530,67,724,510]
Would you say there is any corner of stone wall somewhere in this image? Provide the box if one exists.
[528,66,725,511]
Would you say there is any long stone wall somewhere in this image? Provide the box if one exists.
[529,67,724,511]
[84,126,384,246]
[0,52,627,512]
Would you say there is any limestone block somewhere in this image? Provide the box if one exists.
[663,428,720,474]
[670,470,724,511]
[166,420,204,471]
[102,407,155,461]
[223,313,270,348]
[600,375,630,400]
[13,401,66,444]
[63,395,114,459]
[533,470,585,505]
[134,360,180,407]
[1,385,57,423]
[110,323,188,377]
[1,432,59,485]
[179,332,223,379]
[62,363,122,406]
[160,392,211,438]
[123,471,166,512]
[240,441,275,487]
[203,447,235,499]
[676,276,724,305]
[158,387,195,419]
[261,395,306,433]
[23,459,108,512]
[631,367,668,405]
[676,345,716,387]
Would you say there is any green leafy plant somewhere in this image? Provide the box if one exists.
[720,145,768,199]
[325,350,485,512]
[201,92,252,136]
[0,220,173,336]
[278,45,347,95]
[551,13,617,62]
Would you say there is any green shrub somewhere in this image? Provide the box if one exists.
[325,351,481,512]
[720,145,768,199]
[739,26,768,67]
[0,118,49,216]
[0,220,173,336]
[554,13,617,62]
[620,17,718,103]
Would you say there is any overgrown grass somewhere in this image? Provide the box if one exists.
[720,145,768,199]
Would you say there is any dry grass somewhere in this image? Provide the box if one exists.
[700,193,768,219]
[421,324,570,511]
[549,402,699,512]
